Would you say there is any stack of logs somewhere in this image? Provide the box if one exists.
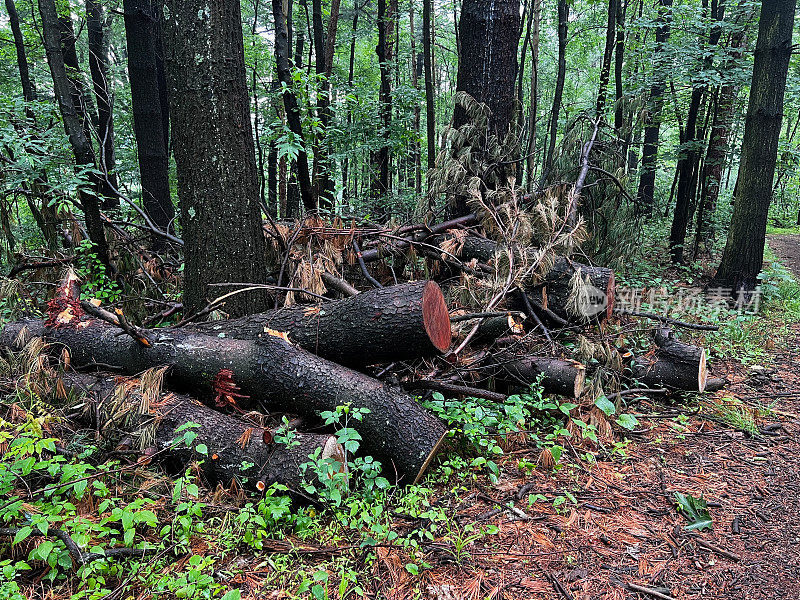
[0,214,714,490]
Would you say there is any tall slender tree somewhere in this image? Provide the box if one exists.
[371,0,397,201]
[596,0,619,117]
[162,0,271,315]
[422,0,436,173]
[86,0,120,208]
[715,0,796,292]
[635,0,672,214]
[544,0,568,178]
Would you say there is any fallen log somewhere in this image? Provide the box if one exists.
[184,280,451,367]
[1,320,448,484]
[428,233,615,322]
[494,355,586,399]
[56,372,344,492]
[631,328,708,392]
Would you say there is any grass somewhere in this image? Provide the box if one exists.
[766,224,800,235]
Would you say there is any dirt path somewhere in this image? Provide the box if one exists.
[768,234,800,279]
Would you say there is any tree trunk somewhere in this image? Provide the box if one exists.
[2,321,448,484]
[525,0,541,190]
[86,0,120,209]
[162,0,271,316]
[409,4,422,195]
[123,0,176,245]
[6,0,37,107]
[595,0,619,117]
[371,0,396,201]
[715,0,796,292]
[635,0,672,215]
[543,0,568,178]
[669,0,724,263]
[38,0,110,270]
[58,372,345,492]
[613,0,626,134]
[273,0,316,212]
[495,356,586,399]
[184,280,451,366]
[422,0,436,172]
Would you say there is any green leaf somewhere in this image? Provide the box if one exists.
[594,396,616,416]
[13,527,31,545]
[36,540,54,560]
[221,591,241,600]
[195,443,208,456]
[674,492,713,531]
[616,413,639,430]
[405,563,420,575]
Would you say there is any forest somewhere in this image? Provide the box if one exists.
[1,0,800,596]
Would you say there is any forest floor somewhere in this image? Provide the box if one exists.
[769,233,800,278]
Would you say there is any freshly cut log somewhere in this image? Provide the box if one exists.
[185,280,451,367]
[631,328,708,392]
[56,372,344,492]
[428,233,615,322]
[1,320,448,483]
[494,355,586,398]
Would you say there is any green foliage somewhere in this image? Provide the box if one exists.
[674,492,713,531]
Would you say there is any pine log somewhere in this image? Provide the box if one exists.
[429,234,615,322]
[1,320,448,483]
[56,372,344,492]
[494,355,586,398]
[631,328,708,392]
[184,280,451,367]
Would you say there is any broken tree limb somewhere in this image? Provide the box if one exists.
[631,328,708,392]
[1,320,448,483]
[55,371,344,492]
[495,355,587,399]
[184,280,451,367]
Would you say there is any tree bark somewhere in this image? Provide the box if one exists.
[635,0,672,214]
[57,372,345,492]
[86,0,120,209]
[495,355,586,398]
[371,0,396,201]
[2,321,448,483]
[715,0,795,292]
[613,0,626,133]
[123,0,176,245]
[38,0,110,270]
[184,280,451,366]
[6,0,37,107]
[162,0,271,316]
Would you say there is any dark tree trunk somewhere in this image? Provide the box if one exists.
[6,0,37,107]
[631,328,708,392]
[635,0,672,215]
[409,4,422,194]
[422,0,436,172]
[694,16,749,256]
[184,280,451,366]
[544,0,568,178]
[162,0,271,316]
[525,0,541,189]
[371,0,396,201]
[273,0,316,212]
[452,0,520,139]
[38,0,110,269]
[669,0,724,263]
[311,0,339,209]
[2,321,448,484]
[595,0,619,117]
[86,0,120,209]
[59,372,345,492]
[715,0,796,292]
[613,0,626,133]
[341,0,361,200]
[123,0,176,245]
[495,355,586,398]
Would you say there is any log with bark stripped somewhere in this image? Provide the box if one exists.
[55,372,344,492]
[185,280,451,367]
[631,328,708,392]
[1,320,448,483]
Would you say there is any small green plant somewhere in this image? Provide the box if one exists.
[674,492,713,531]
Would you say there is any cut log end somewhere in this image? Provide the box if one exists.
[422,281,452,353]
[605,270,616,321]
[574,362,587,399]
[322,436,348,474]
[698,348,708,393]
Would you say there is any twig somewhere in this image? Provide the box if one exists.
[405,380,507,402]
[690,535,741,562]
[8,257,74,278]
[274,221,306,308]
[614,309,719,331]
[0,527,157,567]
[450,311,521,323]
[625,582,674,600]
[80,301,152,347]
[320,272,359,297]
[517,287,553,343]
[352,238,383,289]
